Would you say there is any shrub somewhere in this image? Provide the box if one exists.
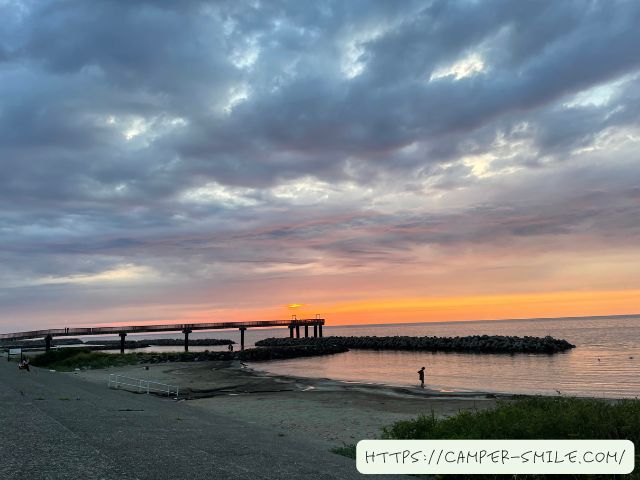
[334,397,640,479]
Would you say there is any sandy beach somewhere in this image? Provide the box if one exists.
[71,359,504,448]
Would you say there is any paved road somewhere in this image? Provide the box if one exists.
[0,361,387,480]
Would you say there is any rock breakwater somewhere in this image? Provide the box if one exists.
[141,344,348,363]
[256,335,575,354]
[237,344,348,361]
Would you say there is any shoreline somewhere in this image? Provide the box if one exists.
[240,362,508,400]
[39,357,624,450]
[64,358,516,449]
[242,360,637,401]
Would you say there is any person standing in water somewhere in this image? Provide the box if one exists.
[417,366,425,388]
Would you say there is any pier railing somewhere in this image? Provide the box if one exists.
[0,318,325,353]
[0,318,325,341]
[108,374,179,398]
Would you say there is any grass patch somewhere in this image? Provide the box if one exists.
[330,444,356,458]
[333,397,640,479]
[381,396,640,441]
[30,348,143,371]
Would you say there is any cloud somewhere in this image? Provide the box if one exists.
[1,0,639,328]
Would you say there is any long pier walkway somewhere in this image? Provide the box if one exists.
[0,318,324,353]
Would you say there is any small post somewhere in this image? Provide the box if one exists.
[314,325,318,337]
[289,325,294,338]
[239,327,246,351]
[319,324,323,338]
[119,332,127,354]
[304,325,309,338]
[183,329,192,352]
[295,325,300,338]
[45,334,52,352]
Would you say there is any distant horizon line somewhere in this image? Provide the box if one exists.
[5,312,638,337]
[326,312,640,329]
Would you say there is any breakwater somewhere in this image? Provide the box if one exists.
[2,337,234,351]
[256,335,575,354]
[139,344,347,363]
[29,344,348,369]
[84,338,234,349]
[237,344,348,361]
[1,338,80,349]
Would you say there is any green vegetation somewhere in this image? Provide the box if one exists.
[333,397,640,479]
[330,444,357,458]
[382,397,639,442]
[30,348,143,371]
[28,347,236,370]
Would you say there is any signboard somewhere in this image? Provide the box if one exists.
[7,347,22,361]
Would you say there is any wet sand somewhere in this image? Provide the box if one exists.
[72,359,505,448]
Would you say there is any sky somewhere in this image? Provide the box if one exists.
[1,0,640,331]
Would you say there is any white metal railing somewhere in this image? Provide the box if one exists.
[108,374,179,398]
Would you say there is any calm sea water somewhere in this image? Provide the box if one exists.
[98,315,640,398]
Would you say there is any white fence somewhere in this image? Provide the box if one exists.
[108,374,179,398]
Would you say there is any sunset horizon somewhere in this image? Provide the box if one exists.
[5,288,640,332]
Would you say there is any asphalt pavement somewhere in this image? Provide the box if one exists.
[0,360,393,480]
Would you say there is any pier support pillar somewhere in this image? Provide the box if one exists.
[239,327,246,350]
[319,325,323,338]
[295,325,300,338]
[183,329,192,352]
[45,334,52,352]
[304,325,309,338]
[289,325,294,338]
[313,325,318,337]
[119,332,127,354]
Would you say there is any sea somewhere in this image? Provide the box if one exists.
[96,315,640,398]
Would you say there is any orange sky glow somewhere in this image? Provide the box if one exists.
[43,288,639,330]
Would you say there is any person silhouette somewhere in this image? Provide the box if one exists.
[18,358,30,372]
[417,366,425,388]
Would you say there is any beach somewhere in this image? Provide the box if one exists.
[72,359,502,448]
[2,359,409,480]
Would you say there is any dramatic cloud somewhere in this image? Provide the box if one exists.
[1,0,639,329]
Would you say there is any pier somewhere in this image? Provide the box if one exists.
[0,318,325,353]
